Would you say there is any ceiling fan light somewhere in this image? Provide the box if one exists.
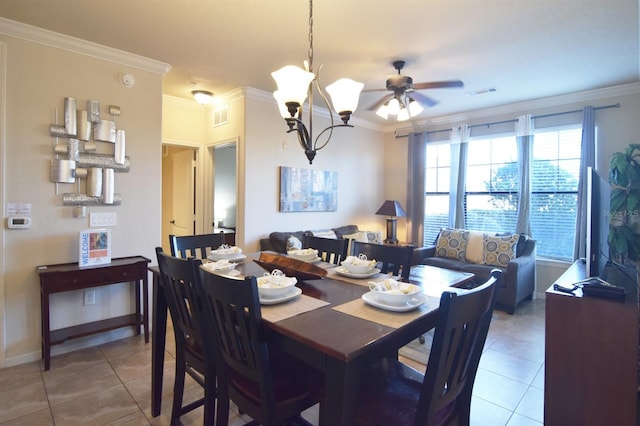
[271,65,314,113]
[326,78,364,118]
[192,90,213,105]
[408,99,424,116]
[397,107,410,121]
[388,98,401,115]
[376,103,389,119]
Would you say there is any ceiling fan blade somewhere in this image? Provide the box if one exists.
[412,80,464,90]
[406,91,439,107]
[367,93,394,111]
[362,87,390,93]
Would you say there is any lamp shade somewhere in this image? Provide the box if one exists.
[397,107,410,121]
[375,200,406,217]
[326,78,364,114]
[408,99,424,116]
[271,65,314,111]
[387,97,401,115]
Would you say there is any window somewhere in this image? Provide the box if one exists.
[423,125,581,260]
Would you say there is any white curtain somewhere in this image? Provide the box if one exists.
[407,132,427,245]
[516,114,533,236]
[449,125,468,229]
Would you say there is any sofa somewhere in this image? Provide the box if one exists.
[417,228,536,314]
[260,225,379,254]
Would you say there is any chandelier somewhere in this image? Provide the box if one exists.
[271,0,364,164]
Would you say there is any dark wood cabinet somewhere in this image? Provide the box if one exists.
[544,260,638,425]
[37,256,150,370]
[214,227,236,246]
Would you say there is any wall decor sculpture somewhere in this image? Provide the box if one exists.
[49,97,131,213]
[279,166,337,212]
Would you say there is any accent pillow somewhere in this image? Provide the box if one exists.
[435,228,469,261]
[311,229,338,239]
[465,230,485,264]
[482,233,519,267]
[286,235,303,251]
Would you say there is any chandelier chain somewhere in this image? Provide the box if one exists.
[308,0,313,70]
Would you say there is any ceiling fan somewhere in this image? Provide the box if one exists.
[366,60,464,120]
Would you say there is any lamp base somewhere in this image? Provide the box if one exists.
[384,217,398,244]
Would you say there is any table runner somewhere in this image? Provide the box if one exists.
[332,296,439,329]
[261,294,330,323]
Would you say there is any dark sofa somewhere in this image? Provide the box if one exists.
[416,228,536,314]
[259,225,360,254]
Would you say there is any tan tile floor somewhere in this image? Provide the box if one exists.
[0,298,545,425]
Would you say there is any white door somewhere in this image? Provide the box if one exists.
[171,149,196,237]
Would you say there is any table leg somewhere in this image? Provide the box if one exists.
[151,270,167,417]
[320,357,361,426]
[41,289,51,371]
[143,275,149,342]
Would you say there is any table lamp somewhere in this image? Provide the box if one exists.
[375,200,406,244]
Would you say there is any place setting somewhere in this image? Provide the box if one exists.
[207,244,247,262]
[362,278,428,312]
[257,269,301,305]
[333,254,381,279]
[286,248,322,264]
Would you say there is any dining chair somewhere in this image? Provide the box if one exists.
[302,234,348,264]
[351,241,415,280]
[169,232,226,259]
[354,269,502,426]
[155,247,219,426]
[196,267,324,426]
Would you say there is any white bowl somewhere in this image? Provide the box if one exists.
[369,280,422,306]
[209,245,242,260]
[287,248,318,262]
[341,255,377,274]
[257,274,298,298]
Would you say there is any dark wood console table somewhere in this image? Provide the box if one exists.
[545,260,638,425]
[37,255,151,370]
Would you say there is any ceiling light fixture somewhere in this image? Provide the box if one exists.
[376,94,425,122]
[271,0,364,164]
[192,90,213,105]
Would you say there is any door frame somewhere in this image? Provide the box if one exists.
[204,137,241,245]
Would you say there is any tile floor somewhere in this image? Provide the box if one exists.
[0,298,545,425]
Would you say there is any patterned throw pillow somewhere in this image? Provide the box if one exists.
[435,228,469,261]
[286,235,302,251]
[482,233,519,267]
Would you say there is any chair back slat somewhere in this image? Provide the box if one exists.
[351,241,414,279]
[170,232,226,259]
[302,234,348,264]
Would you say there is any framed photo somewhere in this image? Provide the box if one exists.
[279,166,337,212]
[79,228,111,267]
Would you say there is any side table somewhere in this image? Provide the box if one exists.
[37,255,151,370]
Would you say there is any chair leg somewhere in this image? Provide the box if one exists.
[171,355,186,425]
[203,377,216,426]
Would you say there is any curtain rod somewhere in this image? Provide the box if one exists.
[394,102,621,139]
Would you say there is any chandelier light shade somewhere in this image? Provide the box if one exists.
[271,0,363,164]
[375,200,407,244]
[192,90,213,105]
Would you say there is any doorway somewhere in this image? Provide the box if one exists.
[161,145,197,254]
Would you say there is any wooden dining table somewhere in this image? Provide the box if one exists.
[149,253,472,425]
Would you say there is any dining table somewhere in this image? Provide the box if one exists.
[149,252,472,425]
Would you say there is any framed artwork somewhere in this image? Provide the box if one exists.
[279,166,337,212]
[78,228,111,267]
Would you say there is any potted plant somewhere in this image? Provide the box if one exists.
[608,143,640,265]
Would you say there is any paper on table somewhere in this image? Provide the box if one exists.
[261,294,330,323]
[332,297,438,329]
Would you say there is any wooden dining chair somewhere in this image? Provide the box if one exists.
[302,234,348,264]
[169,232,225,259]
[155,247,219,426]
[351,241,415,279]
[354,269,502,426]
[196,267,324,426]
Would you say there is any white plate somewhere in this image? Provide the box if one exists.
[208,253,247,262]
[260,287,302,305]
[361,291,428,312]
[335,267,381,279]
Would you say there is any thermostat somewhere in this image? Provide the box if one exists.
[7,216,31,229]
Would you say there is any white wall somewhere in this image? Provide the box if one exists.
[0,26,167,367]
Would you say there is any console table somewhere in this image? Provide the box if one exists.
[545,260,638,425]
[37,255,151,370]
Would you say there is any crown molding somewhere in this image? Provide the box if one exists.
[426,82,640,126]
[0,17,170,75]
